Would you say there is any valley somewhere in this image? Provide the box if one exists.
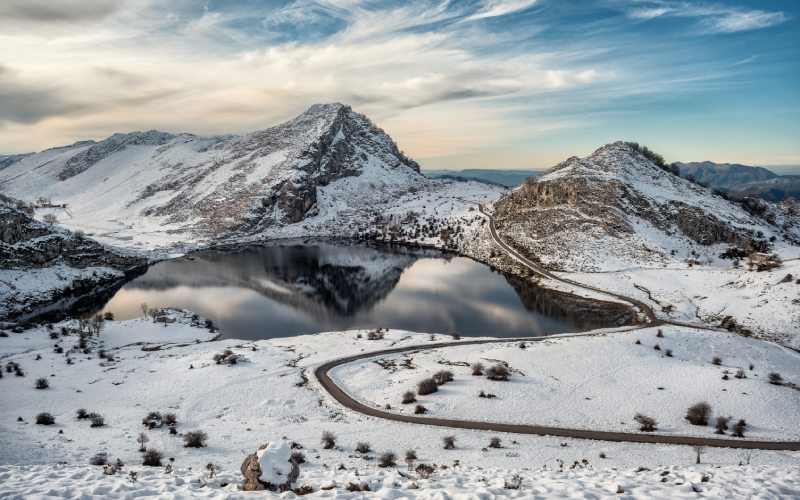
[1,104,799,497]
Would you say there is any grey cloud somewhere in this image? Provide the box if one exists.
[0,0,124,23]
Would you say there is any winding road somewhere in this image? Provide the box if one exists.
[313,205,800,451]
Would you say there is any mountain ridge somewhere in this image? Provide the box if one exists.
[0,103,432,247]
[493,141,799,272]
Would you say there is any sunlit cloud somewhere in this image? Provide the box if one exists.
[0,0,796,168]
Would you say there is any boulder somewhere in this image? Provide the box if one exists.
[241,442,299,492]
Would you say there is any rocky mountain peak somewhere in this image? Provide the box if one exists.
[494,141,785,271]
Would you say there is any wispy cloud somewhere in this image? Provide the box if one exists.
[626,1,787,33]
[0,0,796,167]
[464,0,538,21]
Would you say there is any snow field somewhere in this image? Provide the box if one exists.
[332,326,800,440]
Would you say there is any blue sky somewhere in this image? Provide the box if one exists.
[0,0,797,168]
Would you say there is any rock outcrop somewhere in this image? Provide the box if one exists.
[240,442,299,492]
[0,201,146,321]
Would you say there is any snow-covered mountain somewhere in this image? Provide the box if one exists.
[493,142,800,271]
[0,200,146,320]
[0,104,438,248]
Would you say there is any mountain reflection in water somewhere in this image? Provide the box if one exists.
[98,241,633,339]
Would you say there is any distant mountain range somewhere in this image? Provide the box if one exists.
[421,162,800,202]
[675,161,800,201]
[423,168,542,187]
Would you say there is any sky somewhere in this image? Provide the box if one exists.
[0,0,798,169]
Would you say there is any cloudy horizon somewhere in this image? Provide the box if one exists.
[0,0,797,168]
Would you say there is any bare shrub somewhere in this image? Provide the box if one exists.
[405,449,417,468]
[367,330,384,340]
[378,451,397,467]
[442,435,456,450]
[90,453,108,466]
[321,431,336,449]
[346,482,370,492]
[212,349,240,365]
[142,411,162,429]
[294,485,314,495]
[355,442,371,454]
[656,329,664,338]
[402,391,416,404]
[417,378,438,395]
[137,432,149,452]
[486,363,510,381]
[35,413,55,425]
[665,349,673,357]
[504,474,523,490]
[731,419,747,437]
[35,378,49,389]
[714,416,731,435]
[653,344,661,351]
[415,463,435,478]
[290,451,306,464]
[488,437,502,448]
[90,415,105,428]
[76,409,89,420]
[142,449,162,466]
[686,402,712,426]
[433,370,454,385]
[471,362,484,376]
[768,372,783,385]
[711,356,722,365]
[161,413,177,427]
[735,369,746,379]
[634,414,657,432]
[183,430,208,448]
[414,405,427,414]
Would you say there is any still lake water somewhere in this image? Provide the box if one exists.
[98,240,619,340]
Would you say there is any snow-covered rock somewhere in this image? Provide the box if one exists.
[239,441,299,491]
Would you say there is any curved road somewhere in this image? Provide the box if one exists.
[313,205,800,451]
[315,340,800,450]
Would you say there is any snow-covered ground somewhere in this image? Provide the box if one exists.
[2,463,797,498]
[1,320,798,497]
[333,326,800,441]
[562,260,800,349]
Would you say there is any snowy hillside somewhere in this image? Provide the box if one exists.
[0,104,492,250]
[493,141,800,272]
[0,201,146,321]
[1,322,797,497]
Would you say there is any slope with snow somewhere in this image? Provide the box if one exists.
[493,142,800,273]
[0,201,146,321]
[333,325,800,440]
[0,104,505,255]
[0,322,798,497]
[0,104,473,250]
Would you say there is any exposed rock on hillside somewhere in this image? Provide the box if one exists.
[0,202,146,320]
[493,142,793,271]
[0,104,431,247]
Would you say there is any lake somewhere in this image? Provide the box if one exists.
[97,240,632,339]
